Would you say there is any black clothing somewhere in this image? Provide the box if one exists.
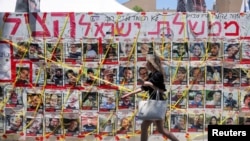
[141,71,166,100]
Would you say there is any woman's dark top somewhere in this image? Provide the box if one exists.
[141,71,166,100]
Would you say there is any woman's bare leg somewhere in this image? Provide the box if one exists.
[140,120,153,141]
[155,120,179,141]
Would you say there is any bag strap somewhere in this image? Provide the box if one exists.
[148,89,160,100]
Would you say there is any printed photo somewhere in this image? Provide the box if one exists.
[207,42,222,61]
[81,112,98,134]
[45,90,62,112]
[119,42,135,61]
[240,64,250,87]
[29,42,44,61]
[223,42,240,62]
[171,62,188,85]
[223,88,239,111]
[187,113,204,132]
[205,85,222,108]
[82,62,99,86]
[118,90,135,110]
[206,62,222,84]
[5,109,23,134]
[137,42,153,61]
[171,86,187,109]
[13,42,29,60]
[137,62,148,85]
[240,88,250,111]
[189,62,205,85]
[26,91,43,112]
[170,112,187,132]
[241,42,250,62]
[63,90,80,112]
[116,111,134,134]
[83,42,99,61]
[99,66,117,87]
[82,92,98,110]
[99,90,117,112]
[223,65,240,87]
[26,114,43,136]
[31,62,45,86]
[46,42,63,62]
[99,113,116,136]
[46,64,64,86]
[188,88,204,108]
[65,42,82,62]
[172,42,189,61]
[15,63,31,86]
[119,65,135,85]
[189,42,205,61]
[5,87,23,108]
[63,113,80,136]
[205,110,221,131]
[64,65,81,87]
[101,41,118,64]
[45,114,62,135]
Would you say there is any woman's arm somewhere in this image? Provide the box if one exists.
[143,81,155,89]
[143,81,164,93]
[121,88,143,98]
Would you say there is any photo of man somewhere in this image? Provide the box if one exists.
[224,92,238,110]
[49,68,63,85]
[26,117,43,136]
[83,43,98,60]
[14,42,29,59]
[223,68,240,86]
[172,42,189,61]
[170,114,187,132]
[5,113,23,133]
[82,118,97,132]
[82,92,98,110]
[189,90,203,108]
[101,67,117,86]
[46,117,61,135]
[6,88,23,107]
[207,42,221,60]
[63,114,79,136]
[27,93,43,112]
[45,92,62,112]
[67,43,82,59]
[119,66,134,85]
[171,67,187,85]
[137,66,148,85]
[16,66,30,85]
[29,43,44,60]
[64,90,79,111]
[81,112,98,134]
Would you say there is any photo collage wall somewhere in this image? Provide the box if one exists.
[0,37,250,140]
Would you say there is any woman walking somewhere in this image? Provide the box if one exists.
[122,54,179,141]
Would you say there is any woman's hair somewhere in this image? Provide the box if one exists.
[147,53,167,82]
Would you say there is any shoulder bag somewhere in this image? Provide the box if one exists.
[137,89,167,120]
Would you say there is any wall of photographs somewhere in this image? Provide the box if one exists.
[0,12,250,141]
[0,39,250,141]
